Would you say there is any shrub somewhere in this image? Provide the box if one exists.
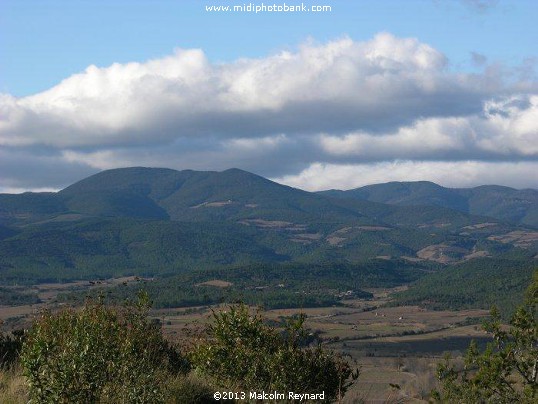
[20,292,187,403]
[433,270,537,403]
[190,304,359,402]
[166,373,217,404]
[1,330,25,369]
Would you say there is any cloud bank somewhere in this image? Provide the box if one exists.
[1,33,537,192]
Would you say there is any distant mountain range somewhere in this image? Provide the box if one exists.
[0,167,536,285]
[319,181,538,228]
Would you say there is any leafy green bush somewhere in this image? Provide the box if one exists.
[166,373,217,404]
[433,269,537,403]
[190,304,359,402]
[20,292,187,403]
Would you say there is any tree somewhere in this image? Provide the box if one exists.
[190,304,359,402]
[433,270,538,403]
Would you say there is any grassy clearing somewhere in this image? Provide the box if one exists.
[0,366,27,404]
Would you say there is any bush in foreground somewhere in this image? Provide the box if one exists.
[190,304,359,402]
[433,270,537,403]
[20,292,187,403]
[19,296,359,402]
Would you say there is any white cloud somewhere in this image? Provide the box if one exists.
[273,161,538,191]
[0,186,60,194]
[317,94,538,160]
[478,95,538,155]
[318,118,469,159]
[224,134,289,152]
[0,33,536,191]
[0,33,498,148]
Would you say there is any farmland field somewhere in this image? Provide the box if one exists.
[0,281,494,403]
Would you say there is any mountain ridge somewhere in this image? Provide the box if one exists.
[0,167,536,284]
[318,180,538,227]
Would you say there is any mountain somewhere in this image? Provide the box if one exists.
[319,181,538,227]
[0,168,536,285]
[58,167,375,223]
[2,167,513,228]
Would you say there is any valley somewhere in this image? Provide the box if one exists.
[0,280,493,403]
[1,167,536,402]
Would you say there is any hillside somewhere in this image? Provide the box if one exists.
[59,167,376,223]
[319,181,538,227]
[391,254,537,318]
[0,168,536,292]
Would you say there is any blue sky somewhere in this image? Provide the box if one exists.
[1,0,537,192]
[2,0,536,96]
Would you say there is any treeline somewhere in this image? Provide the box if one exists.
[391,255,536,318]
[60,260,428,310]
[433,270,537,402]
[0,287,40,306]
[0,218,290,284]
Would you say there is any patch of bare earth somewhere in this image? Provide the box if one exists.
[416,244,469,264]
[463,249,490,260]
[418,222,451,229]
[325,225,391,246]
[325,236,345,246]
[290,233,322,244]
[487,230,538,248]
[238,218,307,232]
[190,200,233,208]
[195,280,232,288]
[462,222,498,230]
[326,227,352,246]
[357,225,390,231]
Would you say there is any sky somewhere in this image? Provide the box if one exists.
[1,0,537,192]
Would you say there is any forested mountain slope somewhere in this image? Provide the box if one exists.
[319,181,538,227]
[0,168,536,287]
